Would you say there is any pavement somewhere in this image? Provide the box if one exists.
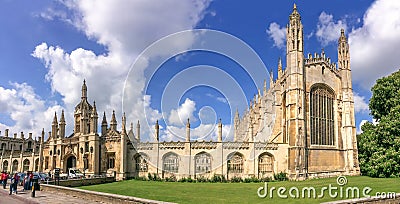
[0,183,107,204]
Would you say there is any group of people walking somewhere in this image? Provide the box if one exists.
[1,171,35,195]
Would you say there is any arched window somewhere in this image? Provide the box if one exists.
[107,153,115,169]
[3,160,8,172]
[23,159,30,172]
[135,154,148,172]
[227,153,243,173]
[258,153,273,176]
[195,152,211,174]
[12,160,18,173]
[310,84,335,145]
[163,153,179,173]
[34,158,39,172]
[0,143,5,150]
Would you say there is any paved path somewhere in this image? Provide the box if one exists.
[0,184,107,204]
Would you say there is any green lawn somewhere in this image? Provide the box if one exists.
[78,176,400,203]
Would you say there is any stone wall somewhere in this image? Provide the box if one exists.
[322,193,400,204]
[45,177,115,187]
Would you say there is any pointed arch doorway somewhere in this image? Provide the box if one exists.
[66,155,76,171]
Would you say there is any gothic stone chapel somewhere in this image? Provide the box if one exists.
[0,5,359,180]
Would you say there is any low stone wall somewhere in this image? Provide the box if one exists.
[40,184,175,204]
[44,177,115,187]
[322,193,400,204]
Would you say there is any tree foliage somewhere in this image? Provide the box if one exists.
[369,70,400,120]
[358,70,400,177]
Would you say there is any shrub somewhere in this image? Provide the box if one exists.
[196,176,209,183]
[274,172,288,181]
[244,176,259,183]
[148,173,153,180]
[260,176,273,182]
[230,176,243,183]
[165,175,177,182]
[211,174,223,183]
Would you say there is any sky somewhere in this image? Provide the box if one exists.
[1,0,399,142]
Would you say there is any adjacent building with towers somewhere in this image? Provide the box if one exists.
[0,5,359,180]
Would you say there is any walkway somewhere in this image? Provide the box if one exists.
[0,184,106,204]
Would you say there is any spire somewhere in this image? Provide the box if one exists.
[52,111,58,124]
[155,120,159,141]
[52,111,58,138]
[59,110,66,138]
[102,111,107,124]
[122,112,126,133]
[81,79,87,99]
[339,28,347,43]
[93,101,98,116]
[278,57,283,79]
[60,110,65,123]
[235,108,239,120]
[186,118,190,142]
[269,69,274,88]
[101,111,108,135]
[218,118,222,142]
[290,3,300,19]
[110,110,117,131]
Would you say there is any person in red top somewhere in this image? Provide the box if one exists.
[1,171,8,189]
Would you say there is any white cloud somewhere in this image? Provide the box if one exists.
[168,98,197,126]
[349,0,400,89]
[0,83,61,137]
[316,12,347,46]
[353,92,369,113]
[357,119,369,134]
[29,0,212,140]
[266,22,286,49]
[216,97,228,104]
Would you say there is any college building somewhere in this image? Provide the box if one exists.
[0,5,360,180]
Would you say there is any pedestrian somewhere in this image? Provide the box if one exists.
[24,172,30,190]
[29,172,33,190]
[9,173,19,195]
[1,171,8,189]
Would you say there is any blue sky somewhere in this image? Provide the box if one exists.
[1,0,399,141]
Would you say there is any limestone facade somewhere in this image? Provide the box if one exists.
[0,5,359,180]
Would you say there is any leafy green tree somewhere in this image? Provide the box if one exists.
[358,70,400,177]
[369,70,400,120]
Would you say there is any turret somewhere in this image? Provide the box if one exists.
[82,79,87,99]
[269,69,274,88]
[155,120,159,141]
[122,112,126,134]
[278,57,283,79]
[52,112,58,139]
[234,109,239,142]
[186,118,190,142]
[41,128,45,144]
[285,4,306,178]
[101,111,107,135]
[90,101,98,134]
[338,29,352,89]
[59,110,66,138]
[337,29,359,173]
[110,110,117,131]
[136,120,140,142]
[218,118,222,142]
